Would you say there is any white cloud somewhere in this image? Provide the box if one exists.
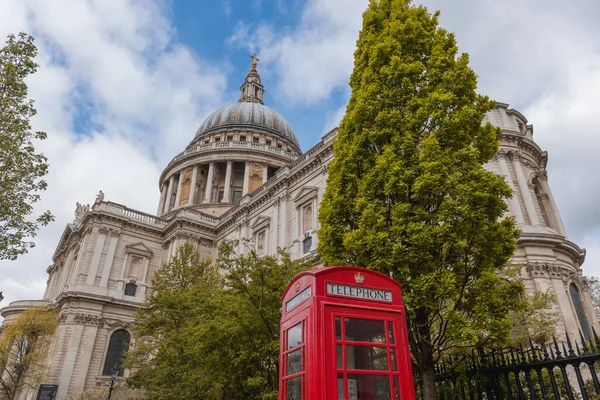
[229,0,366,104]
[0,0,228,308]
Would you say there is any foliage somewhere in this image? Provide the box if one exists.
[126,241,310,400]
[66,386,146,400]
[0,32,53,261]
[0,307,58,400]
[317,0,522,397]
[586,276,600,322]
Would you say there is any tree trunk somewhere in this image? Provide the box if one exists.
[415,309,437,400]
[421,364,437,400]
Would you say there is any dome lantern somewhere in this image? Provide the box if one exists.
[239,53,264,104]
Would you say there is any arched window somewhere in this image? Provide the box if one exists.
[102,329,130,376]
[569,284,591,339]
[303,205,313,232]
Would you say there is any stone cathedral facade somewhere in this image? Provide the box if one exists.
[2,62,598,399]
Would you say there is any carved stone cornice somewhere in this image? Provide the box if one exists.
[525,262,577,280]
[70,313,131,328]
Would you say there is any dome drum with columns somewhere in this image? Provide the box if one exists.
[157,59,301,218]
[1,59,598,399]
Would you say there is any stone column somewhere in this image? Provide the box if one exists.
[262,164,269,184]
[539,175,568,236]
[511,153,540,225]
[497,153,525,224]
[222,161,233,203]
[57,324,85,400]
[99,232,119,288]
[271,198,279,255]
[86,228,107,285]
[174,170,184,208]
[157,183,167,215]
[242,162,250,196]
[280,194,288,250]
[188,165,199,206]
[163,175,175,214]
[203,162,215,204]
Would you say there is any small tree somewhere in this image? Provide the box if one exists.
[0,307,58,399]
[126,241,309,400]
[317,0,522,397]
[0,32,53,261]
[586,276,600,322]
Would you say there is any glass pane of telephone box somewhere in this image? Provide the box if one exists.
[288,323,302,350]
[286,377,302,400]
[347,374,391,400]
[337,373,345,400]
[287,349,302,375]
[345,318,386,343]
[345,345,388,371]
[335,317,342,340]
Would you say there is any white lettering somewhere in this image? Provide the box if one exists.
[286,286,312,312]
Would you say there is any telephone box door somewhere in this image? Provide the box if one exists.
[325,306,408,400]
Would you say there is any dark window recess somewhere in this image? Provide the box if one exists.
[240,136,246,142]
[253,136,260,143]
[303,236,312,254]
[570,284,591,339]
[215,136,221,142]
[233,191,242,204]
[266,139,272,146]
[227,136,233,141]
[102,330,130,376]
[124,283,137,297]
[277,143,283,149]
[218,191,224,202]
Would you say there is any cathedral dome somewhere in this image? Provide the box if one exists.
[195,101,299,147]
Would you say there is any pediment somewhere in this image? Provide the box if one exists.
[52,224,76,261]
[294,186,318,204]
[251,215,271,230]
[125,242,154,257]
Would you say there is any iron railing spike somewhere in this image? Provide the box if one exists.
[562,342,570,360]
[541,339,551,361]
[579,329,590,354]
[553,336,563,359]
[565,332,576,357]
[593,326,600,349]
[529,337,538,362]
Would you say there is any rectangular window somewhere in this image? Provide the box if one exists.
[266,139,272,146]
[214,136,221,142]
[240,135,246,142]
[124,283,137,296]
[303,237,312,254]
[218,190,224,202]
[232,190,242,203]
[227,135,233,141]
[256,231,266,255]
[253,136,260,143]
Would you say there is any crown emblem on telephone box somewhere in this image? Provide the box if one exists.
[354,272,365,284]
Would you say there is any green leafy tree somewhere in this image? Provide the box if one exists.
[0,32,53,261]
[126,241,309,400]
[0,307,58,400]
[317,0,523,397]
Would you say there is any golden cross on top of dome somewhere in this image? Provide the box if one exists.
[250,53,259,71]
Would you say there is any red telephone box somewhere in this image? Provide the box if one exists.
[279,266,415,400]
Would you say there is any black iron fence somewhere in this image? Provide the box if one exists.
[415,330,600,399]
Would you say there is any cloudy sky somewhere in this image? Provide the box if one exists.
[1,0,599,307]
